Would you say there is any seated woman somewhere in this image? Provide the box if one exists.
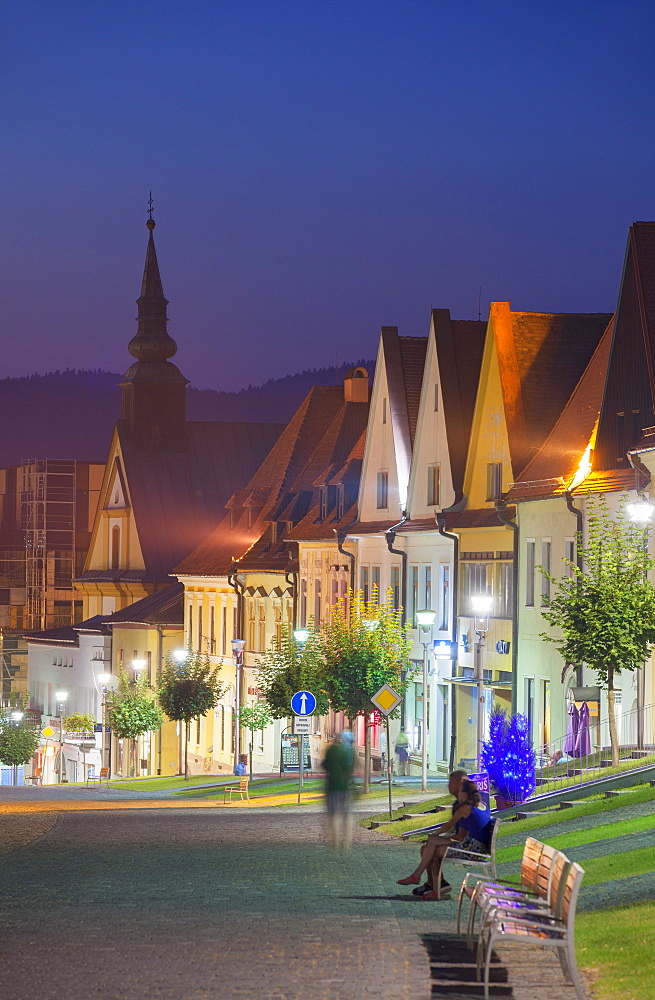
[397,777,491,900]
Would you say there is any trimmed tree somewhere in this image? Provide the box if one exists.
[107,671,163,776]
[239,703,274,779]
[541,495,655,765]
[321,590,413,792]
[256,623,329,719]
[63,713,96,734]
[0,713,41,774]
[158,650,225,778]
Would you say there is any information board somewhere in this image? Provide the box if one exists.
[467,771,491,810]
[280,734,312,773]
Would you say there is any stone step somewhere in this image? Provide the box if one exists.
[558,801,576,809]
[604,790,621,798]
[514,810,552,820]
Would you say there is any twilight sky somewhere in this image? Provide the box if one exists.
[1,1,654,391]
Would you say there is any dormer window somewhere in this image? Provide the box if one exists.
[336,485,345,520]
[319,487,328,522]
[376,471,388,509]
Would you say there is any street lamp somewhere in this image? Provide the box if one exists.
[416,609,437,791]
[627,497,654,750]
[173,649,187,663]
[231,638,246,771]
[471,594,493,771]
[98,673,112,775]
[55,690,68,784]
[293,628,310,644]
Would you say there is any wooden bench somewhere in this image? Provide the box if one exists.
[86,767,110,787]
[477,855,586,1000]
[223,777,250,803]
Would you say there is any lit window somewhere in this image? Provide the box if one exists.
[376,472,388,509]
[427,465,440,506]
[486,462,503,501]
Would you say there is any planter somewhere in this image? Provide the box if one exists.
[494,794,521,810]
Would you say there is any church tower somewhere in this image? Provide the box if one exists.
[119,206,189,448]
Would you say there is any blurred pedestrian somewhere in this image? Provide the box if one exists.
[394,727,410,776]
[322,732,354,849]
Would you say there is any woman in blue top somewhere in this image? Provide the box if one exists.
[397,777,491,900]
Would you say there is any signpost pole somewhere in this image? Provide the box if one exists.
[385,715,393,820]
[298,734,303,804]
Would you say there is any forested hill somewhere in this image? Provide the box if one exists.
[0,361,373,467]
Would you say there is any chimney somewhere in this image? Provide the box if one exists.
[343,366,369,403]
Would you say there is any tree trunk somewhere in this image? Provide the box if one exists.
[249,731,253,781]
[363,713,371,794]
[184,719,190,779]
[607,665,619,767]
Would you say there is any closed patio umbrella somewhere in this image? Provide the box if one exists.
[575,701,592,758]
[564,702,579,756]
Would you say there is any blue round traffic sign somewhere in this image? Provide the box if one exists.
[291,690,317,716]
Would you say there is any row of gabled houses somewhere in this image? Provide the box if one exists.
[19,214,655,783]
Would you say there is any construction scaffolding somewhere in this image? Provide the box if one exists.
[21,460,77,632]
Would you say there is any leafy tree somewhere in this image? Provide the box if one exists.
[321,590,413,792]
[0,714,40,768]
[107,671,163,776]
[256,624,329,718]
[541,495,655,765]
[158,650,225,778]
[239,703,274,779]
[63,713,96,734]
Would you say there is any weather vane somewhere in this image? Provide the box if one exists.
[148,191,154,221]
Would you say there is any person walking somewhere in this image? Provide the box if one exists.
[322,732,354,850]
[394,728,410,776]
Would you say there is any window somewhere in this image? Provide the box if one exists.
[222,605,227,656]
[564,538,576,577]
[221,706,225,752]
[372,565,381,599]
[438,564,450,630]
[525,678,535,742]
[258,604,266,651]
[376,471,388,509]
[409,565,419,627]
[336,485,344,520]
[486,462,503,501]
[360,566,369,604]
[247,600,255,649]
[460,554,514,617]
[187,605,193,647]
[541,540,552,606]
[382,397,387,424]
[314,579,322,624]
[275,604,282,644]
[146,651,152,679]
[526,540,536,607]
[300,578,307,626]
[434,383,439,412]
[110,525,120,569]
[196,716,201,744]
[197,606,203,651]
[427,465,440,507]
[319,487,328,522]
[391,566,400,609]
[423,565,432,611]
[210,605,215,654]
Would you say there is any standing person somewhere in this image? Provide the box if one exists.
[322,732,354,850]
[394,727,410,776]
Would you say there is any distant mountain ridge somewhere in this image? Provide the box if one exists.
[0,362,373,467]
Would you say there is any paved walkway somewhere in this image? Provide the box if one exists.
[0,802,590,1000]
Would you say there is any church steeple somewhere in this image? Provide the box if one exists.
[128,203,178,362]
[120,203,189,449]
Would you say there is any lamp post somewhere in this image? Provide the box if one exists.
[627,498,654,750]
[98,673,111,775]
[131,659,147,775]
[416,609,437,791]
[291,629,309,801]
[231,638,245,771]
[471,595,493,771]
[172,650,188,775]
[55,690,68,784]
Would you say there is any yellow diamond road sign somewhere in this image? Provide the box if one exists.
[371,684,402,716]
[42,727,55,738]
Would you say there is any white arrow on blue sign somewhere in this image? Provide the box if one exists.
[291,690,316,716]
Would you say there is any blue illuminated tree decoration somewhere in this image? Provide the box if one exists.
[480,706,536,803]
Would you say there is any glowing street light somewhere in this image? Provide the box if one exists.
[55,690,68,784]
[416,609,436,791]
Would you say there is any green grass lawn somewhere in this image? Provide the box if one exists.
[174,777,325,799]
[577,901,654,1000]
[109,775,237,792]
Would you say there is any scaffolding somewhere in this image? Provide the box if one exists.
[21,460,77,632]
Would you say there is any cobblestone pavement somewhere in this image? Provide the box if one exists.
[0,806,591,1000]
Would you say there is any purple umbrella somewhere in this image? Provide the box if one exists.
[575,702,592,758]
[564,702,580,756]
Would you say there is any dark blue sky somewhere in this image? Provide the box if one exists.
[1,1,654,391]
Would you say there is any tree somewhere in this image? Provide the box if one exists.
[63,713,96,734]
[158,650,225,778]
[107,671,163,776]
[239,703,274,779]
[0,714,40,770]
[541,495,655,765]
[480,707,536,804]
[321,590,413,792]
[256,624,330,719]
